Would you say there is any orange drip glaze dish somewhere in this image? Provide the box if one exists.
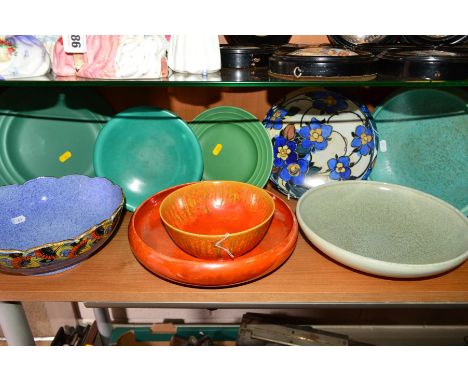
[159,181,275,260]
[128,183,298,287]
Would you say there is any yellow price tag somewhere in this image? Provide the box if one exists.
[59,151,72,163]
[212,144,223,156]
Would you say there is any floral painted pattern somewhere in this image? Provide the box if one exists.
[328,156,352,180]
[263,89,377,199]
[299,118,332,152]
[273,136,297,167]
[263,107,288,130]
[279,159,309,185]
[0,38,16,62]
[351,125,375,156]
[312,91,348,113]
[0,206,123,275]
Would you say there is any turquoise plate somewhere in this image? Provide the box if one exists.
[93,106,203,211]
[0,87,113,185]
[370,88,468,214]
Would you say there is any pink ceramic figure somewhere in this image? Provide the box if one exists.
[52,35,168,79]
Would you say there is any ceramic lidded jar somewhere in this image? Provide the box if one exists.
[328,35,399,49]
[263,88,377,199]
[167,35,221,74]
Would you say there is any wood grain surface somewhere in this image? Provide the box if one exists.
[1,187,467,304]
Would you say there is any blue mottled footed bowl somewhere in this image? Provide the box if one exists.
[0,175,124,275]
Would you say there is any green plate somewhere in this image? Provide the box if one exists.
[93,106,203,212]
[0,87,113,185]
[370,88,468,214]
[191,106,273,188]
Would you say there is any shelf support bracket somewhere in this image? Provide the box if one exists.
[0,302,35,346]
[93,307,112,345]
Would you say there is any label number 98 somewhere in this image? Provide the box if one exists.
[71,35,81,48]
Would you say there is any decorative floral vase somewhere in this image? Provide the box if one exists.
[263,88,377,199]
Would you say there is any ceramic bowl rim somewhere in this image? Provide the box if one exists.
[129,184,298,268]
[0,175,125,256]
[296,180,468,275]
[159,180,276,240]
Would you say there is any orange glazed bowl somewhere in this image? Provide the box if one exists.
[159,181,275,260]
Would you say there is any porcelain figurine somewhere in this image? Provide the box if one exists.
[52,35,168,79]
[167,35,221,74]
[34,35,59,62]
[0,35,50,79]
[263,88,377,199]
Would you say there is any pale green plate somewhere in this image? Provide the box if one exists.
[297,181,468,278]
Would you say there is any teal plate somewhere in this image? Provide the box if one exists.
[370,88,468,214]
[0,87,113,185]
[93,106,203,211]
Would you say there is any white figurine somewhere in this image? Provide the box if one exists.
[168,35,221,74]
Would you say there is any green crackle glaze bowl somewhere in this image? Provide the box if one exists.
[370,88,468,214]
[297,181,468,278]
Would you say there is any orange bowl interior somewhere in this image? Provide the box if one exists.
[160,181,275,236]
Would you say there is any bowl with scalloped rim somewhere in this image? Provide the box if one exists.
[0,175,124,275]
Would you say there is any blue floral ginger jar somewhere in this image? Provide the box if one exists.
[263,88,377,199]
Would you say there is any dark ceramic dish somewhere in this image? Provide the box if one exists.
[378,48,468,80]
[225,35,291,46]
[400,35,468,46]
[328,35,400,49]
[269,46,377,80]
[220,45,276,69]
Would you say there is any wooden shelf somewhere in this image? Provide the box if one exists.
[1,187,468,305]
